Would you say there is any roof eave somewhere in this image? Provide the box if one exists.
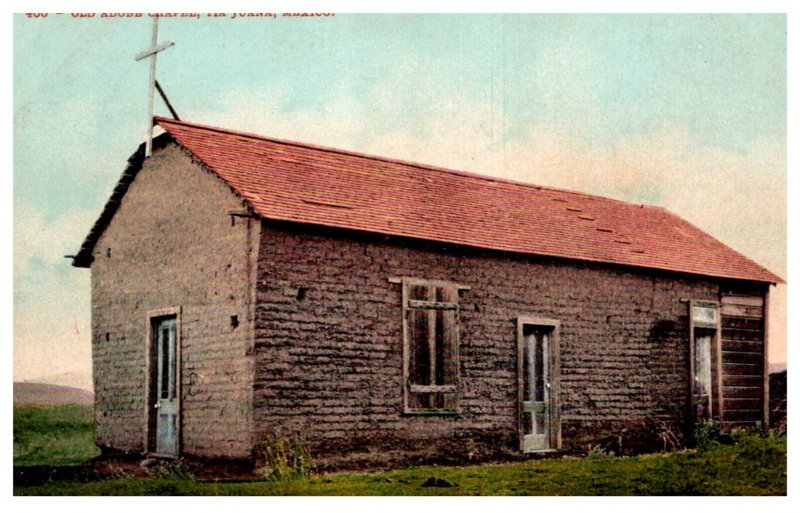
[257,217,783,286]
[71,136,161,268]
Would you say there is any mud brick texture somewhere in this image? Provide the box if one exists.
[253,222,751,458]
[90,145,258,458]
[89,145,768,463]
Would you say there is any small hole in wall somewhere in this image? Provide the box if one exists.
[473,303,480,312]
[105,332,110,342]
[230,315,239,329]
[105,248,111,258]
[296,287,307,301]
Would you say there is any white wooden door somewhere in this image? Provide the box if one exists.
[154,317,178,455]
[522,327,554,452]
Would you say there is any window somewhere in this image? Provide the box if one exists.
[691,303,718,328]
[391,277,468,414]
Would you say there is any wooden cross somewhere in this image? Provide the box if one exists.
[135,17,175,157]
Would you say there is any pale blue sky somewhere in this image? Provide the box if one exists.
[12,13,787,387]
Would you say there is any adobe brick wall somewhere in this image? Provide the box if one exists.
[253,222,725,461]
[90,144,258,458]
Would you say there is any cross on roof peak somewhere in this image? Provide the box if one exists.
[136,17,176,157]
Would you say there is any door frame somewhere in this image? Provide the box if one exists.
[144,306,182,457]
[687,300,723,425]
[516,316,561,452]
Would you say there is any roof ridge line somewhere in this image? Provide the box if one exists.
[154,116,657,210]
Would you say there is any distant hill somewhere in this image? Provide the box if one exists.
[19,371,93,393]
[13,382,93,406]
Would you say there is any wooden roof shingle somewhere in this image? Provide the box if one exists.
[73,117,783,285]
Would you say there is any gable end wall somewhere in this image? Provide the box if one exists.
[90,144,259,458]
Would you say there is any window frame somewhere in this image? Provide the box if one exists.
[389,277,469,415]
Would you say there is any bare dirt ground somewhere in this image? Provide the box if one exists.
[13,454,260,487]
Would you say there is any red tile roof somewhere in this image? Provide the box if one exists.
[75,117,784,284]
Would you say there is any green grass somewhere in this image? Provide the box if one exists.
[14,404,101,467]
[13,404,786,496]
